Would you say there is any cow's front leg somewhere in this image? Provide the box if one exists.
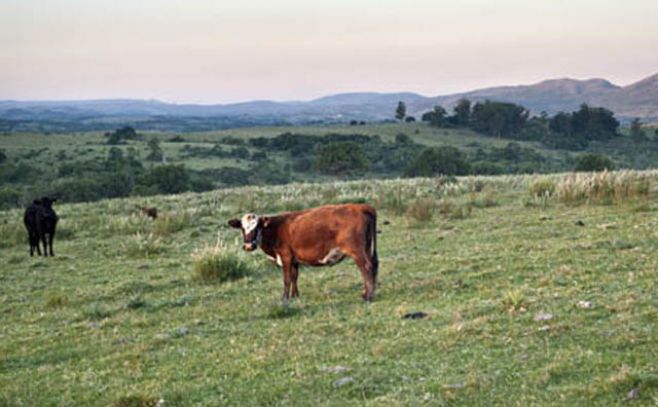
[280,254,294,302]
[290,261,300,298]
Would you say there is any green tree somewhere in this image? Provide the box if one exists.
[574,153,615,172]
[395,101,407,122]
[141,164,190,194]
[107,147,124,162]
[453,98,471,126]
[421,106,448,128]
[146,138,163,162]
[315,141,369,176]
[404,146,470,177]
[470,101,529,138]
[630,118,648,143]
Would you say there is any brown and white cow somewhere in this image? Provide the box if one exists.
[228,204,378,301]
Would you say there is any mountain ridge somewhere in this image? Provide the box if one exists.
[1,73,656,130]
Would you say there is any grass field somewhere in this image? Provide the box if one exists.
[1,171,657,406]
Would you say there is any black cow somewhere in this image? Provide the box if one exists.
[23,197,59,257]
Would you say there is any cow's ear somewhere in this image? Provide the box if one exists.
[227,219,242,229]
[260,216,271,228]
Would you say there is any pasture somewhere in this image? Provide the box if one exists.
[0,171,657,406]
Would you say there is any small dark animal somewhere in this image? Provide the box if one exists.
[139,206,158,219]
[575,220,585,227]
[23,197,58,257]
[228,204,378,301]
[402,312,428,320]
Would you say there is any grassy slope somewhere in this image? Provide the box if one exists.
[0,173,657,406]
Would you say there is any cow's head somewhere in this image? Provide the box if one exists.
[227,213,270,251]
[40,196,56,209]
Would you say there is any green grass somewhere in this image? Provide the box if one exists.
[0,172,657,405]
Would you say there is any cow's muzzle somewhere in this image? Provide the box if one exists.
[243,242,257,251]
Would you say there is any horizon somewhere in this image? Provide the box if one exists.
[2,0,657,104]
[2,72,655,106]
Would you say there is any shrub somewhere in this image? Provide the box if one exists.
[529,178,556,198]
[140,164,190,194]
[152,212,193,236]
[407,197,434,222]
[574,153,615,172]
[0,220,25,249]
[315,141,369,176]
[45,292,69,308]
[375,185,407,216]
[192,245,251,283]
[404,146,470,177]
[556,170,652,205]
[468,192,499,208]
[0,186,22,209]
[438,199,472,220]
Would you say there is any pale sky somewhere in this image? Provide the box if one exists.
[1,0,657,103]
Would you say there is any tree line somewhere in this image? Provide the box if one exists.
[395,99,657,150]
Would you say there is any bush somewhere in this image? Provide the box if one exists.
[556,170,651,205]
[315,141,369,176]
[438,199,472,220]
[529,178,556,198]
[152,212,193,236]
[375,185,407,216]
[574,153,615,172]
[0,186,22,209]
[407,197,434,222]
[0,221,27,249]
[140,164,190,194]
[192,246,251,283]
[404,146,470,177]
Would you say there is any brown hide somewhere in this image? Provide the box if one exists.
[228,204,378,301]
[139,207,158,219]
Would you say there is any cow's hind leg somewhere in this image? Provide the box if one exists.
[280,254,295,302]
[349,250,375,301]
[48,231,55,257]
[41,233,49,257]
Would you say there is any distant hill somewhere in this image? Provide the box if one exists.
[1,73,656,132]
[411,74,658,122]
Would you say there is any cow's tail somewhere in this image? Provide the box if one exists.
[367,209,379,286]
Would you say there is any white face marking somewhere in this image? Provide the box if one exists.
[241,213,259,235]
[319,248,344,265]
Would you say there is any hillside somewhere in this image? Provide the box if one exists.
[1,172,657,405]
[1,73,656,132]
[3,122,658,209]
